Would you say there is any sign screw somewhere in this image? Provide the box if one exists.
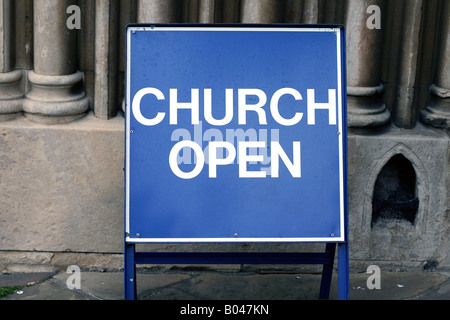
[136,233,140,237]
[331,233,335,237]
[234,233,238,237]
[130,130,133,134]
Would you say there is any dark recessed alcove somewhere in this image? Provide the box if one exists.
[372,154,419,227]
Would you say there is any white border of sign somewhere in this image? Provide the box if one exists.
[125,26,345,243]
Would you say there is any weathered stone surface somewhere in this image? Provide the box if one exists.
[0,113,124,253]
[0,70,24,121]
[345,0,391,128]
[0,251,55,273]
[33,0,77,76]
[23,71,89,123]
[137,0,179,23]
[420,0,450,129]
[348,124,450,270]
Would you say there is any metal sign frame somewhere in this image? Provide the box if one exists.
[124,23,349,300]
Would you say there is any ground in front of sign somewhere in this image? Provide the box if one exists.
[2,269,450,300]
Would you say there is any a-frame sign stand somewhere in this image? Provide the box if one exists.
[124,23,349,300]
[124,242,349,300]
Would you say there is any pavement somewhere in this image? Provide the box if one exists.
[1,269,450,301]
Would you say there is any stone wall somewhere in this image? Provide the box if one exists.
[0,0,449,273]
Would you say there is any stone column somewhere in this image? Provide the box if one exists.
[0,0,23,121]
[393,0,424,128]
[241,0,285,23]
[302,0,320,23]
[198,0,215,23]
[95,0,119,119]
[345,0,390,128]
[137,0,180,23]
[421,0,450,129]
[23,0,89,124]
[78,0,96,112]
[119,0,137,113]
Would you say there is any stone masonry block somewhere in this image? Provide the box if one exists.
[348,124,449,269]
[0,113,124,253]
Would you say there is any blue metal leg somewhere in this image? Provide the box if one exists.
[124,243,136,300]
[319,243,336,299]
[338,242,349,300]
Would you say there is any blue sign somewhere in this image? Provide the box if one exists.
[125,25,347,243]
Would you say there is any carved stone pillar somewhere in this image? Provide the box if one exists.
[393,0,424,128]
[119,0,137,113]
[23,0,89,124]
[137,0,179,23]
[241,0,284,23]
[421,0,450,129]
[198,0,215,23]
[345,0,390,128]
[95,0,119,119]
[0,0,23,121]
[302,0,320,23]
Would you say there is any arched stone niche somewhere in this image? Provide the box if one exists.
[372,154,419,227]
[362,143,430,234]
